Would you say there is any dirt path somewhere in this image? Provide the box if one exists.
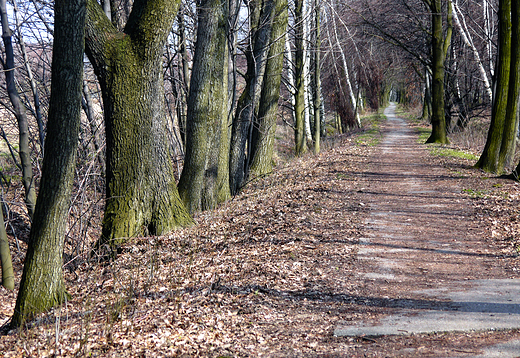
[355,103,510,290]
[336,104,520,354]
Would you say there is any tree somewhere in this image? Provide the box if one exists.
[227,0,288,193]
[0,0,37,218]
[502,0,520,172]
[476,0,518,173]
[312,0,321,155]
[229,0,274,192]
[84,0,192,247]
[0,202,13,291]
[177,0,230,212]
[249,0,289,173]
[294,0,307,155]
[11,0,86,327]
[424,0,452,144]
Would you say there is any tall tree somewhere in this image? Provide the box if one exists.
[476,0,513,173]
[249,0,289,175]
[177,0,230,213]
[294,0,307,155]
[85,0,192,247]
[313,0,321,155]
[229,0,279,193]
[425,0,452,144]
[498,0,519,171]
[11,0,86,327]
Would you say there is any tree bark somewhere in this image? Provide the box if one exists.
[476,0,511,173]
[0,202,13,290]
[249,0,288,175]
[425,0,451,144]
[85,0,192,247]
[11,0,86,327]
[502,0,520,171]
[294,0,307,155]
[229,0,275,193]
[313,0,321,155]
[178,0,230,213]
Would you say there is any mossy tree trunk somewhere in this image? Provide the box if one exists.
[0,0,36,219]
[425,0,452,144]
[11,0,86,327]
[229,0,275,194]
[85,0,192,247]
[499,0,519,171]
[177,0,230,213]
[294,0,307,155]
[249,0,288,176]
[0,202,13,290]
[476,0,512,173]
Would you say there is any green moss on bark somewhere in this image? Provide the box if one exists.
[85,0,192,248]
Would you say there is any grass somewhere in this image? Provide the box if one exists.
[355,112,384,147]
[402,112,480,162]
[416,127,432,143]
[462,188,487,198]
[429,146,479,161]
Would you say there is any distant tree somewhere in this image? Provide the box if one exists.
[312,0,321,155]
[11,0,86,327]
[85,0,192,247]
[0,0,37,218]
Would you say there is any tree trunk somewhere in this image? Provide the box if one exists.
[313,0,321,155]
[426,0,451,144]
[176,5,190,148]
[501,0,520,171]
[178,0,229,213]
[302,0,313,143]
[476,0,511,173]
[11,0,86,327]
[0,202,13,290]
[85,0,192,247]
[0,0,37,219]
[294,0,307,155]
[229,0,274,193]
[249,0,288,175]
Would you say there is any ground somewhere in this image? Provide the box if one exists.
[1,106,520,357]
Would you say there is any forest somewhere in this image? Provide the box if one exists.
[1,0,520,356]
